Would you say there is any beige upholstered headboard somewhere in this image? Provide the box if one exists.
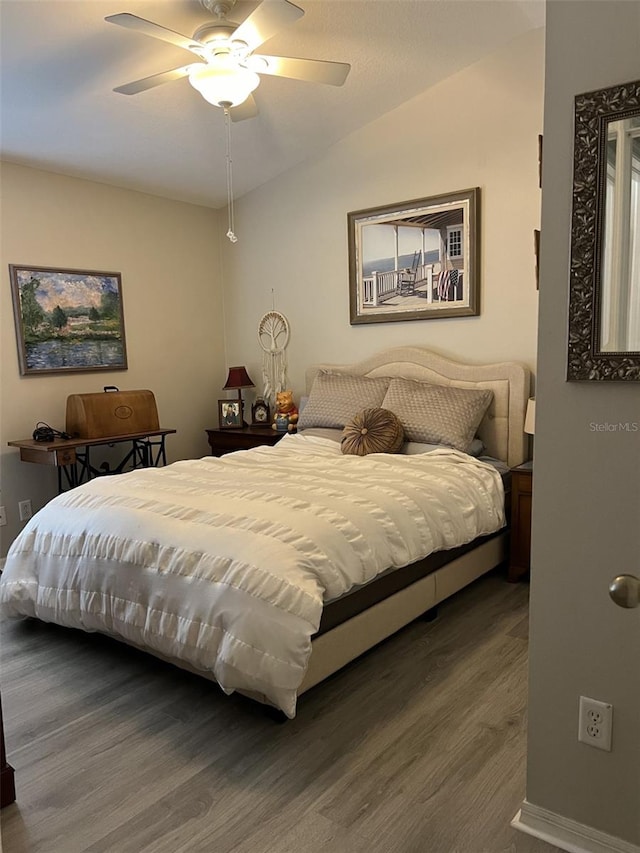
[305,346,531,467]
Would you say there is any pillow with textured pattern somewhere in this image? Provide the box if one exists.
[298,427,343,443]
[341,408,405,456]
[297,371,390,431]
[382,378,493,453]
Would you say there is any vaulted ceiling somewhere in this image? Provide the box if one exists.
[0,0,544,208]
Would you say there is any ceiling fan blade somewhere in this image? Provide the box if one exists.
[105,13,206,57]
[230,94,259,122]
[250,55,350,86]
[113,65,198,96]
[231,0,304,52]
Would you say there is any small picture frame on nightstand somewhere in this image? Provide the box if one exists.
[218,400,242,429]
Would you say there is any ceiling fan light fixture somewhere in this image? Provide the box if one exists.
[192,22,237,45]
[243,55,269,73]
[188,62,260,107]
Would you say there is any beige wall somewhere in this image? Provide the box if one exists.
[221,28,543,401]
[0,28,544,553]
[0,163,225,555]
[524,0,640,846]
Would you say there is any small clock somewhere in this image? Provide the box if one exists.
[251,397,270,425]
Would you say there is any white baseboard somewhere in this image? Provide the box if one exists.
[512,800,640,853]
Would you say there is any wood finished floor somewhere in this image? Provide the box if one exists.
[0,571,563,853]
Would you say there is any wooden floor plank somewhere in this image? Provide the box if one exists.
[0,571,563,853]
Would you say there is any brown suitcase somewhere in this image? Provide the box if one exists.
[66,386,159,439]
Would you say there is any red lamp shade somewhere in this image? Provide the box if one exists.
[222,367,254,427]
[223,366,255,391]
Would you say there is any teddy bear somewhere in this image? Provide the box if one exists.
[272,390,299,433]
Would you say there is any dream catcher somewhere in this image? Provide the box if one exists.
[258,310,290,403]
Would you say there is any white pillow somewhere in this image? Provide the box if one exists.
[403,438,485,456]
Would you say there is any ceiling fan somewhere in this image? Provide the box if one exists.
[107,0,351,121]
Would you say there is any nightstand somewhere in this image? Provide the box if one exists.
[206,426,285,457]
[508,460,533,582]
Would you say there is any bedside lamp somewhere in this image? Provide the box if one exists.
[524,397,536,462]
[524,398,536,436]
[223,366,255,426]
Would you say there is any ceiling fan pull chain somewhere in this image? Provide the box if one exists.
[224,106,238,243]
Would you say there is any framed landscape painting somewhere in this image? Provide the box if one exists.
[9,265,128,376]
[348,188,480,324]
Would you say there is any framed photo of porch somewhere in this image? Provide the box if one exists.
[348,188,480,325]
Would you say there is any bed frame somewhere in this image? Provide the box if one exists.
[292,346,530,696]
[126,347,530,711]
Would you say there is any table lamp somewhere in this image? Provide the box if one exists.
[223,366,255,426]
[524,397,536,462]
[524,398,536,436]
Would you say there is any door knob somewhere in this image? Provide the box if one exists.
[609,574,640,609]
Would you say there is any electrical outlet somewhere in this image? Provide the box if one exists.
[0,506,6,527]
[18,499,32,522]
[578,696,613,751]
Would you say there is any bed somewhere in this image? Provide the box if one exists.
[0,346,530,718]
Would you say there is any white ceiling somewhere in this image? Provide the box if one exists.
[0,0,544,209]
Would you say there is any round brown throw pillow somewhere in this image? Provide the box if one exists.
[341,408,405,456]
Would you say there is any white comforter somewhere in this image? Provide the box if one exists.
[0,434,505,716]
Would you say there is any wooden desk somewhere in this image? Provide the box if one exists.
[8,429,176,492]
